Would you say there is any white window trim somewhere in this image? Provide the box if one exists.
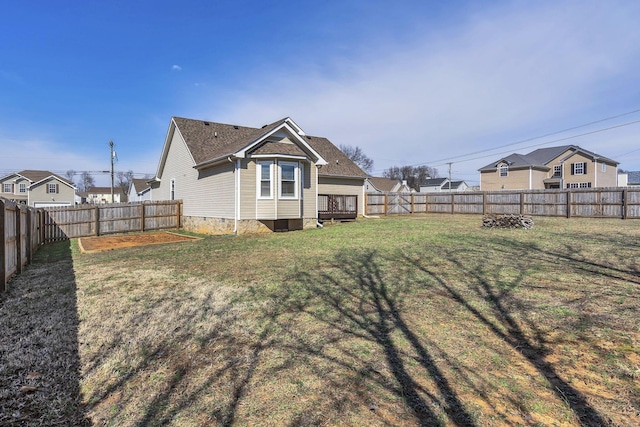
[48,183,57,194]
[279,161,299,199]
[601,163,606,172]
[499,164,508,177]
[553,165,562,177]
[574,162,585,175]
[19,183,27,193]
[257,161,274,199]
[3,183,12,193]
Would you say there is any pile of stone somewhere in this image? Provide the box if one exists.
[482,214,534,229]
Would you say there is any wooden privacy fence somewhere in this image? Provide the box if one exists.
[366,188,640,219]
[1,198,41,292]
[1,199,182,292]
[42,200,182,242]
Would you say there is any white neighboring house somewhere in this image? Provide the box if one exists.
[618,171,640,187]
[420,178,469,192]
[0,170,76,207]
[83,187,124,204]
[365,177,413,193]
[128,178,152,202]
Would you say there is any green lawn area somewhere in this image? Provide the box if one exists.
[2,214,639,426]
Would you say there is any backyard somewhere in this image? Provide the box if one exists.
[0,214,638,426]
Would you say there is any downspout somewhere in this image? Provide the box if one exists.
[316,164,322,228]
[231,157,239,233]
[362,183,379,218]
[529,166,532,190]
[594,158,598,187]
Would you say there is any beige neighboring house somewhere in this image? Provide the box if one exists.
[365,177,413,193]
[0,170,76,207]
[150,116,367,234]
[83,187,124,204]
[479,145,619,191]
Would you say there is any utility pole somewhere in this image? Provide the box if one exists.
[110,141,115,202]
[447,162,452,192]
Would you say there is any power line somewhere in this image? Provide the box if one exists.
[401,107,640,169]
[428,118,640,168]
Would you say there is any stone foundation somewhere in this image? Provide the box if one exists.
[181,216,320,235]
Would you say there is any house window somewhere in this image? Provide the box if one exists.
[279,161,298,199]
[566,182,591,189]
[47,183,58,194]
[257,161,273,198]
[19,183,26,193]
[601,163,606,172]
[170,179,175,201]
[3,183,11,193]
[553,165,562,177]
[571,162,586,175]
[499,164,508,177]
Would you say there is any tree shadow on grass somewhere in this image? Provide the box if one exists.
[268,248,478,426]
[0,240,90,426]
[400,237,613,427]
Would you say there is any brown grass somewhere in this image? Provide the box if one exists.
[1,214,639,426]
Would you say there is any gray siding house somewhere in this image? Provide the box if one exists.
[151,116,367,234]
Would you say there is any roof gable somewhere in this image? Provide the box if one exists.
[155,116,367,179]
[368,177,401,192]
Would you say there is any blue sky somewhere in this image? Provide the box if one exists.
[2,0,640,186]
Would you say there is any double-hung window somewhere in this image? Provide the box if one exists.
[47,183,57,194]
[257,161,273,199]
[553,165,562,177]
[170,179,175,201]
[279,161,298,199]
[19,183,27,193]
[3,183,12,193]
[572,162,586,175]
[499,164,508,177]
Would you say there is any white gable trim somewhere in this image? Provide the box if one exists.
[235,120,327,166]
[30,176,76,190]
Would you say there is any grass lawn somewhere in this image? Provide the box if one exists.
[1,214,639,426]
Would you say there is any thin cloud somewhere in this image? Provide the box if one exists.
[206,1,640,177]
[172,65,182,71]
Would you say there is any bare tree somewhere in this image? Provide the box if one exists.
[64,169,76,186]
[339,144,374,174]
[383,165,438,191]
[78,171,95,192]
[116,170,135,202]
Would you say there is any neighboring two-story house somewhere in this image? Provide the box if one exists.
[80,187,124,204]
[479,145,619,191]
[0,170,76,207]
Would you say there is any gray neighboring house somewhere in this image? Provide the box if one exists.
[625,171,640,187]
[0,170,76,207]
[365,177,412,193]
[150,116,367,234]
[420,178,469,192]
[129,178,152,202]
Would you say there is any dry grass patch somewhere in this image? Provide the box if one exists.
[2,214,639,426]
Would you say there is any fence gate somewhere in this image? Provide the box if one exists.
[387,193,412,215]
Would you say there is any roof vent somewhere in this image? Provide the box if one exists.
[214,131,218,138]
[234,125,239,129]
[262,124,268,128]
[203,121,209,126]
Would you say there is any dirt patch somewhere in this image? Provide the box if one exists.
[78,232,200,253]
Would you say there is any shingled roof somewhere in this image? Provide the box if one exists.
[5,170,74,187]
[368,177,401,192]
[169,117,367,178]
[479,145,619,172]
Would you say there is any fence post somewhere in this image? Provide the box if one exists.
[450,193,455,214]
[566,190,572,218]
[520,192,524,215]
[26,207,32,264]
[1,199,6,292]
[94,205,100,236]
[482,192,487,214]
[622,188,628,219]
[16,206,22,274]
[384,194,388,216]
[140,203,145,232]
[410,193,414,213]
